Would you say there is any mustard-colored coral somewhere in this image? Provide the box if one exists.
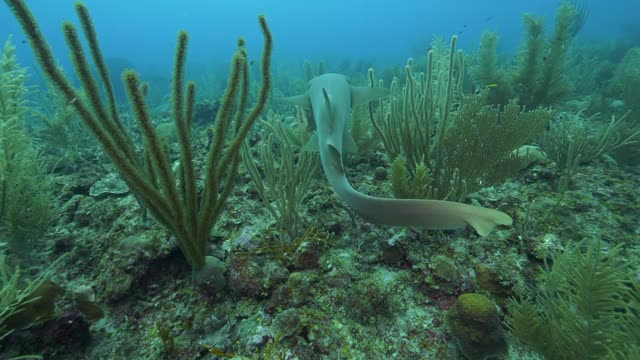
[456,293,496,324]
[447,293,507,360]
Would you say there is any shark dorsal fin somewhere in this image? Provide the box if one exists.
[322,88,331,111]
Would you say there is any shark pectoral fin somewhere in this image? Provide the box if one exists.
[322,88,332,111]
[343,132,358,154]
[302,134,320,152]
[279,94,312,110]
[351,86,390,106]
[462,206,513,237]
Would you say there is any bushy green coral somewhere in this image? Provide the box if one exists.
[532,1,578,106]
[436,93,551,200]
[507,240,640,359]
[513,14,545,107]
[611,47,640,119]
[447,293,508,360]
[479,1,584,108]
[389,156,432,199]
[0,37,52,251]
[33,81,96,170]
[471,31,512,106]
[388,90,551,201]
[376,37,552,201]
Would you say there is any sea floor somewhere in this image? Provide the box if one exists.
[1,114,638,360]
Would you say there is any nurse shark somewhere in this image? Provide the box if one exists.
[283,73,512,236]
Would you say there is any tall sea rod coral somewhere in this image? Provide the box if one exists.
[4,0,273,283]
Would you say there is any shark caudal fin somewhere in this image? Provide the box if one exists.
[332,175,513,237]
[453,203,513,236]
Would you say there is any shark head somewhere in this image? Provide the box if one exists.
[282,73,387,174]
[307,74,352,160]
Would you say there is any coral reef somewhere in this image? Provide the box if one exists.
[0,0,639,359]
[0,37,52,252]
[507,240,640,359]
[447,293,508,360]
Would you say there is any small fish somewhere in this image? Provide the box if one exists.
[201,343,236,358]
[484,16,493,22]
[471,83,497,94]
[21,39,27,44]
[250,60,255,66]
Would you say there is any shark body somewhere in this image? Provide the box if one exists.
[284,73,512,236]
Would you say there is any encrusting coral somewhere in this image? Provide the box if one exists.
[447,293,508,360]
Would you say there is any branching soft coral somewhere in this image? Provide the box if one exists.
[507,240,640,359]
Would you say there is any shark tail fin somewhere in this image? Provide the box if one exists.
[462,207,513,236]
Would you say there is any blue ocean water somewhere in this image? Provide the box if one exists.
[2,0,638,74]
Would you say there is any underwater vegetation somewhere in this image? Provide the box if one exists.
[241,108,320,242]
[0,0,639,359]
[473,1,586,108]
[5,0,273,283]
[0,37,52,252]
[611,47,640,118]
[507,240,640,359]
[447,293,507,360]
[378,52,553,202]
